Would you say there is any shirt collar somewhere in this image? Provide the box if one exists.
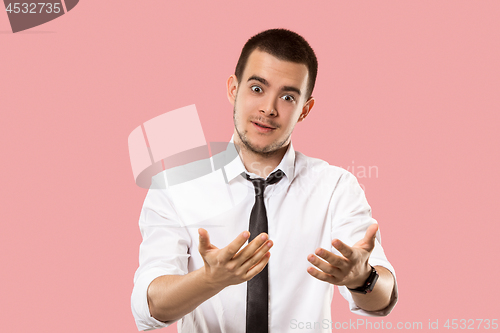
[223,134,296,183]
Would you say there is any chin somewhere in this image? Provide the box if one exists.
[247,138,286,155]
[235,124,287,155]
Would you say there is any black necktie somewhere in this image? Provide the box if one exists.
[245,169,284,333]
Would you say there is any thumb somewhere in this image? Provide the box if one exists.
[362,223,378,253]
[198,228,211,256]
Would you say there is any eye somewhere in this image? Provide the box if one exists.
[251,85,263,93]
[281,94,295,103]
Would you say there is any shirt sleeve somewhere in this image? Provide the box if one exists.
[329,170,398,317]
[131,178,192,331]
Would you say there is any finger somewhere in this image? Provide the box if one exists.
[306,266,337,284]
[313,248,348,269]
[307,253,343,275]
[198,228,211,256]
[245,252,271,280]
[332,239,353,259]
[241,239,273,271]
[221,231,250,261]
[360,223,378,252]
[233,233,269,262]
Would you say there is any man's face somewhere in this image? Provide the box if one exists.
[227,49,314,156]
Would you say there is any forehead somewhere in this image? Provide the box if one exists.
[242,50,309,90]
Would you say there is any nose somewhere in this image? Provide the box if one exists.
[260,97,277,116]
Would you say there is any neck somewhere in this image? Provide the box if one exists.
[233,132,289,179]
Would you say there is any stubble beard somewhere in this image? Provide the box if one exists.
[233,104,292,158]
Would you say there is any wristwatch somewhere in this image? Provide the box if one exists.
[347,266,379,294]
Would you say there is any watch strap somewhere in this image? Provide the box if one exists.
[347,265,379,294]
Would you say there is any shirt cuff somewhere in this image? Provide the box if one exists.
[131,267,182,331]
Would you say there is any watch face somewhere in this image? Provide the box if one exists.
[366,271,379,293]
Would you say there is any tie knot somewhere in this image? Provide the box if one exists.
[266,169,285,185]
[246,169,284,197]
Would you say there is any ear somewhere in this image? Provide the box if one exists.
[297,96,315,122]
[227,75,239,106]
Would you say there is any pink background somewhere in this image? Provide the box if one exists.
[1,1,499,332]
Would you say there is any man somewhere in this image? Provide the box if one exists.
[132,29,397,332]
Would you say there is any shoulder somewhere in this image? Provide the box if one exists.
[291,151,363,200]
[294,150,353,181]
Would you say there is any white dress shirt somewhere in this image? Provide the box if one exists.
[131,138,398,332]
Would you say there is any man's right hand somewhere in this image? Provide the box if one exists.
[198,228,273,289]
[147,229,273,322]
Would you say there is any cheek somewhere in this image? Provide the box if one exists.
[278,104,302,123]
[242,94,259,109]
[236,94,258,115]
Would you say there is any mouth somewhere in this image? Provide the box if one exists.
[252,121,276,130]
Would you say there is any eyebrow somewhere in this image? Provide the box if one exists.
[247,75,301,96]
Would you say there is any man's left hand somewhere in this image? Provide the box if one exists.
[307,223,378,289]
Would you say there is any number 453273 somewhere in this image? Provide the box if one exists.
[444,319,498,330]
[5,3,62,14]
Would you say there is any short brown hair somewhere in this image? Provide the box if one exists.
[234,29,318,98]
